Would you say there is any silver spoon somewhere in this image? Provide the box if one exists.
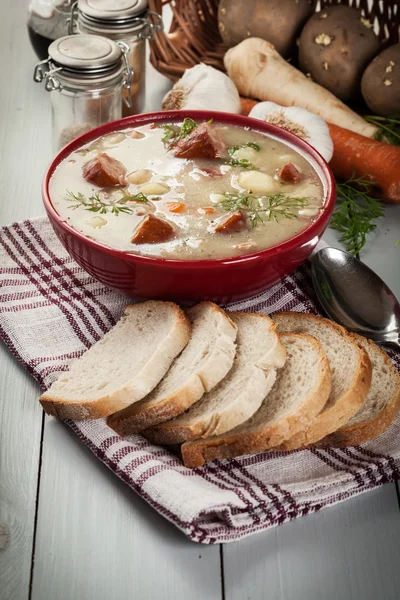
[311,247,400,350]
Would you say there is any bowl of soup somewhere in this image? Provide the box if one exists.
[43,110,335,302]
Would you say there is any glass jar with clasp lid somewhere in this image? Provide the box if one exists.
[68,0,163,115]
[33,34,133,151]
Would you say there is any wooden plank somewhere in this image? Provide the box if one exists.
[0,1,53,598]
[223,485,400,600]
[0,14,53,223]
[356,205,400,520]
[0,347,43,600]
[357,204,400,298]
[31,418,222,600]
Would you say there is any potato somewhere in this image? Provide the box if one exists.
[85,216,107,229]
[103,132,126,145]
[127,169,153,185]
[361,44,400,116]
[238,170,278,194]
[298,6,380,101]
[218,0,313,57]
[230,146,260,165]
[139,182,170,195]
[209,193,226,204]
[127,130,145,140]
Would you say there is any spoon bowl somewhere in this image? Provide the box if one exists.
[311,247,400,348]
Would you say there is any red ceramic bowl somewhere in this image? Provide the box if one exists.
[43,110,336,303]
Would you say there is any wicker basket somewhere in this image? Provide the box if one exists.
[148,0,399,81]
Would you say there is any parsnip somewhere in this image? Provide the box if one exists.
[225,38,378,139]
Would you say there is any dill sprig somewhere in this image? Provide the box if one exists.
[228,142,261,169]
[364,115,400,146]
[229,158,256,169]
[161,117,200,145]
[66,190,148,216]
[329,176,385,255]
[216,191,310,228]
[161,124,180,144]
[228,142,261,154]
[179,117,198,138]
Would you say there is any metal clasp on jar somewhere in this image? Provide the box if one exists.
[33,59,63,91]
[67,1,79,35]
[33,58,51,82]
[147,11,164,34]
[138,11,164,40]
[118,41,134,108]
[45,69,63,91]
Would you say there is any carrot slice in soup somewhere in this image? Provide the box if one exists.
[165,202,186,213]
[198,207,215,215]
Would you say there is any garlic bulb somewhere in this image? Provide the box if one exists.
[162,64,241,114]
[249,102,333,162]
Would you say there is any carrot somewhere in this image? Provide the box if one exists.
[240,97,259,116]
[328,123,400,204]
[197,207,215,215]
[225,38,378,139]
[165,202,186,213]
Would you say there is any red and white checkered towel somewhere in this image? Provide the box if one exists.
[1,216,399,544]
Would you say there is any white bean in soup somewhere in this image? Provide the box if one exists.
[49,119,325,260]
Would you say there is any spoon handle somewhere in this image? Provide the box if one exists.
[309,239,329,260]
[358,331,400,351]
[382,339,400,352]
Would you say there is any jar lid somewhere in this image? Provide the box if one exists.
[48,34,122,71]
[77,0,148,21]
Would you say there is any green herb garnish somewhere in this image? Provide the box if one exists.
[329,176,385,255]
[66,190,148,216]
[228,142,261,154]
[228,142,261,169]
[229,158,256,169]
[118,192,148,204]
[216,191,310,228]
[161,117,200,145]
[364,115,400,146]
[178,117,198,138]
[161,124,180,144]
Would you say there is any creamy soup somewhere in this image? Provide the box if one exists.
[50,119,325,260]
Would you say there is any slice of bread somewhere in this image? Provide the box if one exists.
[316,335,400,447]
[144,312,287,445]
[181,333,331,467]
[40,302,191,420]
[107,302,238,435]
[273,312,372,450]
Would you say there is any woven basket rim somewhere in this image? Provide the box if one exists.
[148,0,399,81]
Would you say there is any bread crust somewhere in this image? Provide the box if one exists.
[145,370,277,445]
[40,302,191,420]
[144,313,286,445]
[107,302,237,434]
[315,336,400,448]
[272,313,372,450]
[180,333,332,467]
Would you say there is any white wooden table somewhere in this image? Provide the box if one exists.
[1,3,399,599]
